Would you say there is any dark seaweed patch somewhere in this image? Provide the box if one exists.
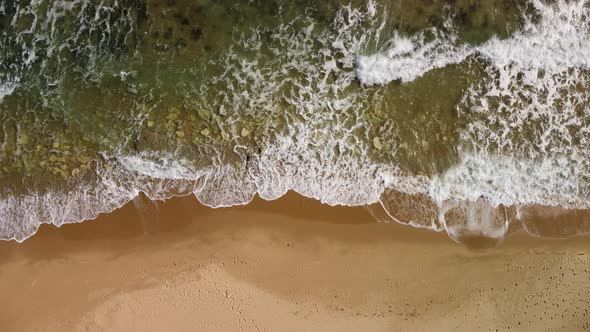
[191,27,202,41]
[163,27,173,40]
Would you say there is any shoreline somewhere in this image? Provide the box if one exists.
[6,187,590,244]
[1,193,590,331]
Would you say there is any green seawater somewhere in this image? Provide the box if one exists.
[1,0,590,246]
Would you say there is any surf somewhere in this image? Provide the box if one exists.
[0,0,589,248]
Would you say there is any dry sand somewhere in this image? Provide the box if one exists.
[1,193,589,332]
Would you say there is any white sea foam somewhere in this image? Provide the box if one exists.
[0,165,139,242]
[118,153,204,181]
[480,0,590,72]
[0,81,17,104]
[356,0,590,85]
[355,27,469,85]
[431,152,587,208]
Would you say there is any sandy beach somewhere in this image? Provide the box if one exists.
[1,193,589,332]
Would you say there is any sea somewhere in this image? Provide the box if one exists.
[1,0,590,247]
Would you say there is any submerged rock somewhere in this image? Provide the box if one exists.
[372,137,383,150]
[241,127,250,137]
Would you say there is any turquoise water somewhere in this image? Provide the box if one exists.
[1,0,590,247]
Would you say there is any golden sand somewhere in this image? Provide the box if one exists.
[1,193,589,331]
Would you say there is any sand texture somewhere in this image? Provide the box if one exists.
[1,193,589,332]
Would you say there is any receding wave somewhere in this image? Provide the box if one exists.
[1,0,590,247]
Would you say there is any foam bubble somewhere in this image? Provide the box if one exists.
[440,199,511,249]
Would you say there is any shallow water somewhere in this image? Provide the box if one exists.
[1,0,590,247]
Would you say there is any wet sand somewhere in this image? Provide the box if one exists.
[1,192,589,332]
